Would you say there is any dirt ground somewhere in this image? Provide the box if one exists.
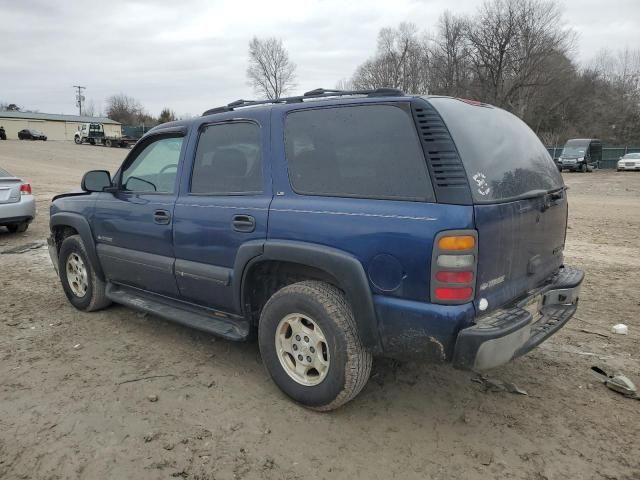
[0,140,638,480]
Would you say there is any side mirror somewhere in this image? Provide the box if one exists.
[81,170,112,192]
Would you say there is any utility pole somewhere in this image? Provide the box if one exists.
[73,85,86,116]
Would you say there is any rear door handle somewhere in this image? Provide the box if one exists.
[153,209,171,225]
[232,214,255,233]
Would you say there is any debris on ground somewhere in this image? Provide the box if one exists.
[73,344,81,350]
[472,375,528,395]
[1,241,46,254]
[611,324,628,335]
[148,394,159,402]
[591,366,640,400]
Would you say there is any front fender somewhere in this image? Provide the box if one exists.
[50,212,104,279]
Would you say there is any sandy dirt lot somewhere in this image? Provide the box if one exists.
[1,140,639,480]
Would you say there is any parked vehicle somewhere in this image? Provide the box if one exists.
[0,166,35,233]
[557,138,601,172]
[0,126,6,140]
[18,129,47,141]
[47,89,584,410]
[617,152,640,171]
[74,123,132,148]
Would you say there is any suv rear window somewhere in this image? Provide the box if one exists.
[429,97,563,202]
[284,104,434,202]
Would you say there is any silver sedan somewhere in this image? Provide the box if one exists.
[0,166,35,233]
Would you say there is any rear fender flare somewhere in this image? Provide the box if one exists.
[50,212,104,279]
[236,240,381,352]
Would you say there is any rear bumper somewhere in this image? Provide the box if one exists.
[0,196,36,225]
[453,266,584,370]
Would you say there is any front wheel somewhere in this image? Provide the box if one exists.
[58,235,111,312]
[74,136,82,144]
[580,163,587,173]
[104,139,112,147]
[258,281,372,411]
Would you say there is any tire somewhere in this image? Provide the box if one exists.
[258,281,372,411]
[89,138,96,145]
[104,139,112,148]
[580,163,587,173]
[74,136,82,144]
[58,235,111,312]
[6,223,28,233]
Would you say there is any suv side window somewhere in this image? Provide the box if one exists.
[121,136,183,193]
[191,122,263,195]
[284,104,434,202]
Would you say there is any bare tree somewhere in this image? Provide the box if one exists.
[83,100,99,117]
[429,12,471,96]
[352,23,429,94]
[466,0,573,116]
[105,94,144,125]
[158,108,177,124]
[247,37,296,99]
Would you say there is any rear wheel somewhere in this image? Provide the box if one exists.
[104,139,112,147]
[6,223,28,233]
[58,235,111,311]
[258,281,372,411]
[89,138,96,145]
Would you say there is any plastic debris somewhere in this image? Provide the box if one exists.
[472,375,528,395]
[591,366,639,400]
[611,324,628,335]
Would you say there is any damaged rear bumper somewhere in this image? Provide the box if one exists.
[453,266,584,371]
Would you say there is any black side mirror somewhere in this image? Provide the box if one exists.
[81,170,112,192]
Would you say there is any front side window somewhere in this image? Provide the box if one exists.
[121,136,183,193]
[191,122,262,195]
[284,104,434,201]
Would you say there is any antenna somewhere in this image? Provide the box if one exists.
[73,85,86,116]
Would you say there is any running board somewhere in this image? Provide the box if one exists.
[105,283,249,341]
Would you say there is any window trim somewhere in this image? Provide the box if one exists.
[188,119,264,197]
[283,103,436,203]
[117,131,185,195]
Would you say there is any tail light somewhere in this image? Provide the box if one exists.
[431,230,478,304]
[20,183,32,195]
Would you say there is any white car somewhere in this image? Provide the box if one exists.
[617,153,640,171]
[0,166,35,233]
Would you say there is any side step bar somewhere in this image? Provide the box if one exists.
[105,283,249,341]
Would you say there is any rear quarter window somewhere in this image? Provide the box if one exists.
[284,104,435,202]
[429,98,563,202]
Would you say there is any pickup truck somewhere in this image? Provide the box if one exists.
[47,88,584,410]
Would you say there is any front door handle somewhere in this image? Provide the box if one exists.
[232,214,255,233]
[153,209,171,225]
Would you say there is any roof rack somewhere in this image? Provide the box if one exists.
[201,87,404,116]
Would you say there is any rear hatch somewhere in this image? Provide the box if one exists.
[429,97,567,314]
[0,169,21,204]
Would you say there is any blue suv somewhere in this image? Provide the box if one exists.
[47,88,584,410]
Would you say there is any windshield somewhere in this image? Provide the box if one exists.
[561,140,589,157]
[427,97,564,202]
[623,153,640,159]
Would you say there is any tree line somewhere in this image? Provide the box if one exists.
[247,0,640,146]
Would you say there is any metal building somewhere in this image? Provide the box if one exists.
[0,112,122,141]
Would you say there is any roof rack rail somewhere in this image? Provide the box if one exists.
[201,87,404,116]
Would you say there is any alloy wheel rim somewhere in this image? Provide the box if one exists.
[66,252,89,297]
[275,313,330,386]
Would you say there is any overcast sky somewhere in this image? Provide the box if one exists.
[1,0,639,118]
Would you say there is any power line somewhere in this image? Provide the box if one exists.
[73,85,86,116]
